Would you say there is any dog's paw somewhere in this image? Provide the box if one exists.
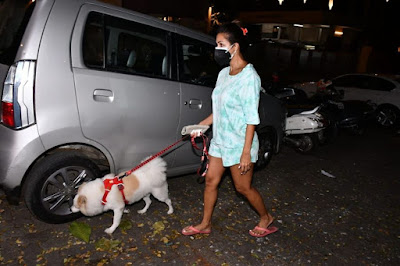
[123,208,130,214]
[137,209,147,214]
[167,209,174,215]
[104,227,115,235]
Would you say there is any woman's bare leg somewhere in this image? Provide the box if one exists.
[182,156,225,233]
[230,164,274,235]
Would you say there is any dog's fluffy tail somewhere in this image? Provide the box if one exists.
[134,157,167,186]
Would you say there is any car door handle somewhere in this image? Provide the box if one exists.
[188,99,202,109]
[93,89,114,102]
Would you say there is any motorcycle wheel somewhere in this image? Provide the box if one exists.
[295,134,318,154]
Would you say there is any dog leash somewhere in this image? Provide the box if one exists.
[116,134,209,179]
[117,135,190,179]
[101,134,209,205]
[191,134,209,177]
[102,135,188,205]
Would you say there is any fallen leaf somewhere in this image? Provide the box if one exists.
[160,237,169,244]
[152,221,165,236]
[95,238,121,252]
[69,221,91,243]
[119,220,133,234]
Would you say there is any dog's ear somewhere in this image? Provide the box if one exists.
[77,195,87,208]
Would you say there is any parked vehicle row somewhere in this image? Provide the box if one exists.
[1,0,395,227]
[292,73,400,127]
[0,0,285,224]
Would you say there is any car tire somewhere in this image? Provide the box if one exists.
[255,132,274,171]
[24,151,101,224]
[376,105,400,128]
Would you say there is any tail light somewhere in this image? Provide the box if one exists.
[1,60,36,129]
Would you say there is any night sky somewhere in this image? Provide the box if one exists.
[124,0,399,48]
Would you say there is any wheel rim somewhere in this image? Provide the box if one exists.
[298,135,313,152]
[40,166,92,216]
[377,108,397,127]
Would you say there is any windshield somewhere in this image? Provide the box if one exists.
[0,0,36,65]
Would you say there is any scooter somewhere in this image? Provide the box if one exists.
[284,106,326,153]
[274,88,326,153]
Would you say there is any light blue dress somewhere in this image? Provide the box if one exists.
[209,63,261,167]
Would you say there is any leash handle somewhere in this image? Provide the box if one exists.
[191,134,209,177]
[181,125,209,136]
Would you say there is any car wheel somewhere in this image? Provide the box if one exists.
[255,132,274,171]
[376,106,399,128]
[24,151,101,224]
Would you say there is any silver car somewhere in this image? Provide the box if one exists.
[0,0,285,223]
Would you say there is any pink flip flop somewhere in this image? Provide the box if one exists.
[181,225,211,236]
[249,226,278,237]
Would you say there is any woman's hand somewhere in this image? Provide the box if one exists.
[190,129,203,138]
[239,151,252,175]
[191,114,213,138]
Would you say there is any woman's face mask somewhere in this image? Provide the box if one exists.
[214,44,235,66]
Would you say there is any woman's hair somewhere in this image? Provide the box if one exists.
[216,22,249,54]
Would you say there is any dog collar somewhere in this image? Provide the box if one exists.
[101,177,128,205]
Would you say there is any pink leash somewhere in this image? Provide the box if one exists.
[116,134,208,179]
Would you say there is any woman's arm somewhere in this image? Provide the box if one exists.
[199,113,213,126]
[240,124,256,174]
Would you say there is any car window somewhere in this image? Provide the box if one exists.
[334,75,368,89]
[177,35,220,87]
[333,75,357,87]
[82,12,169,79]
[367,77,395,91]
[82,12,104,68]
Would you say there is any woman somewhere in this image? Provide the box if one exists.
[182,23,278,237]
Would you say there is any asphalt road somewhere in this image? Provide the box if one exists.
[0,126,399,265]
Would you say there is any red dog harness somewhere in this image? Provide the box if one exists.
[101,177,128,205]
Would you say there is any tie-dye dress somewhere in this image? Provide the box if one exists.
[209,63,261,167]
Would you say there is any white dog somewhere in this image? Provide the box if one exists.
[71,157,173,234]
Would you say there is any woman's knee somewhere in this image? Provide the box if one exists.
[234,184,252,196]
[205,174,221,190]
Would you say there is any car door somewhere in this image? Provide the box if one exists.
[173,34,220,170]
[365,76,396,105]
[334,75,369,101]
[71,9,180,172]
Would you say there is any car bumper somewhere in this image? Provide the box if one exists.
[0,124,45,190]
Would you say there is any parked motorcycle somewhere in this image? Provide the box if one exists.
[274,88,326,153]
[278,85,376,142]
